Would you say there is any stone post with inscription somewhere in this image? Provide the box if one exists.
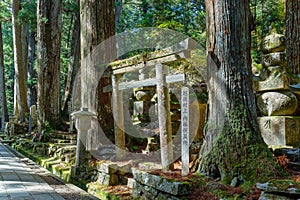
[181,87,189,176]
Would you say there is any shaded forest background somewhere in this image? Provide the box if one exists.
[0,0,286,129]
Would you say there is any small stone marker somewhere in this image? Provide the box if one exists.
[181,87,189,176]
[30,105,37,123]
[29,105,37,134]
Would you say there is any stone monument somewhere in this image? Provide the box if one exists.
[254,33,300,147]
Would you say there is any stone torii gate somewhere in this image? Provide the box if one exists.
[109,38,197,171]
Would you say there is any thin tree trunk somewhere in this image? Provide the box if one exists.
[286,0,300,74]
[199,0,286,183]
[37,0,62,130]
[62,0,80,118]
[28,30,37,107]
[21,24,29,90]
[12,0,29,122]
[0,23,8,130]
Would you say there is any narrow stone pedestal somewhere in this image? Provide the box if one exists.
[258,116,300,147]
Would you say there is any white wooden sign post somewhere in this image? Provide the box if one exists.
[181,87,189,176]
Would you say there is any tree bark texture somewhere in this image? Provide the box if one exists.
[286,0,300,74]
[37,0,62,130]
[80,0,116,146]
[12,0,29,122]
[199,0,285,182]
[0,23,8,130]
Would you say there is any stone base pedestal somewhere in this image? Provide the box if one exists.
[258,116,300,147]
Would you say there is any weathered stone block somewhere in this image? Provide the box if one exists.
[138,162,162,171]
[127,178,135,189]
[253,68,289,92]
[132,180,183,200]
[97,162,118,174]
[262,33,286,54]
[262,52,286,67]
[257,91,297,116]
[132,168,191,196]
[258,116,300,147]
[117,162,132,176]
[134,101,154,113]
[97,172,119,186]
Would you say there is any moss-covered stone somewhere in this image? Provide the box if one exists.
[262,33,286,54]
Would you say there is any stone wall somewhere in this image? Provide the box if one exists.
[132,169,191,200]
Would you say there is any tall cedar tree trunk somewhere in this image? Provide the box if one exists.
[28,31,37,107]
[12,0,29,122]
[62,0,80,119]
[199,0,286,183]
[81,0,115,134]
[37,0,62,130]
[0,23,8,130]
[286,0,300,74]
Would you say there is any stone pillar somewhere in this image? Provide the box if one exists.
[181,87,189,176]
[112,74,126,160]
[156,63,174,171]
[71,107,95,167]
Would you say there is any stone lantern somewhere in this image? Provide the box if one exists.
[71,107,95,167]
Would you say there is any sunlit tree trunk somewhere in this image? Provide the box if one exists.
[286,0,300,74]
[199,0,285,183]
[0,23,8,130]
[81,0,115,135]
[37,0,62,130]
[12,0,29,122]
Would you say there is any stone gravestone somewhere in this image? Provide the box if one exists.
[181,87,189,176]
[253,33,300,147]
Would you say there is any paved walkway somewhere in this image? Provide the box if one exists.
[0,143,65,200]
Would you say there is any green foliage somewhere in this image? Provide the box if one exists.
[250,0,285,65]
[117,0,206,47]
[60,0,79,98]
[44,121,54,133]
[19,0,37,30]
[0,0,11,22]
[2,23,14,113]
